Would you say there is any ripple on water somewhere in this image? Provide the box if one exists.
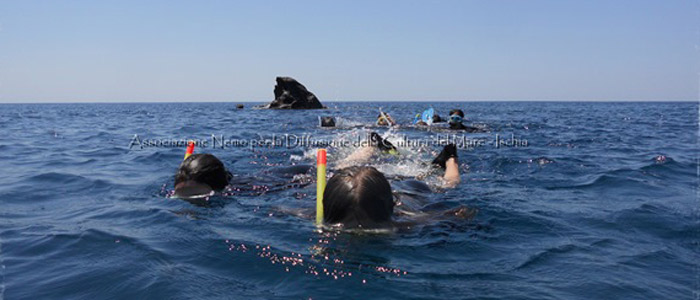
[0,102,696,299]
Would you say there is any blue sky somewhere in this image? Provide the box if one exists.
[0,0,697,102]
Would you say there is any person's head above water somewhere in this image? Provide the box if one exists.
[376,112,395,126]
[448,109,466,129]
[323,166,394,228]
[433,113,444,123]
[449,109,465,122]
[449,109,465,118]
[174,153,231,197]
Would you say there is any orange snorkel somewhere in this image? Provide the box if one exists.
[184,141,195,160]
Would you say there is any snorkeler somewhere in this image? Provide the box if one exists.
[323,143,464,229]
[370,132,398,154]
[171,135,467,229]
[174,153,232,198]
[446,109,481,132]
[413,113,428,126]
[376,112,396,126]
[173,151,313,201]
[338,132,398,168]
[413,108,444,126]
[322,166,395,228]
[414,112,444,126]
[447,109,468,130]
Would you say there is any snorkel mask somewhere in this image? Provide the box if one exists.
[448,114,463,124]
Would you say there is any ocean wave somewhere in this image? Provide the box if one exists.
[514,243,579,270]
[1,102,696,299]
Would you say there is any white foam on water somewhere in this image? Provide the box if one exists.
[333,117,364,128]
[297,128,438,179]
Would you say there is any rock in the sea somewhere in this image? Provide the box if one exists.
[236,104,244,109]
[260,77,325,109]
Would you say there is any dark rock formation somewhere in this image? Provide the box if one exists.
[236,104,244,109]
[261,77,324,109]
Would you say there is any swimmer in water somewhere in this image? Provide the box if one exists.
[338,132,398,167]
[447,109,468,130]
[413,111,443,126]
[376,112,396,126]
[323,143,468,229]
[174,153,232,198]
[447,109,481,132]
[173,153,313,201]
[432,113,444,123]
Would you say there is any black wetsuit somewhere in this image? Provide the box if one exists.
[449,122,480,132]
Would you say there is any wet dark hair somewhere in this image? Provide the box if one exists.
[449,109,464,118]
[175,154,231,191]
[323,166,394,228]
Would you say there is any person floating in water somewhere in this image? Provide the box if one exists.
[171,134,472,229]
[413,108,442,126]
[446,109,481,132]
[412,107,448,127]
[447,109,467,130]
[326,131,470,229]
[413,113,427,126]
[337,132,399,167]
[173,152,314,200]
[376,112,396,126]
[323,142,468,229]
[174,153,232,198]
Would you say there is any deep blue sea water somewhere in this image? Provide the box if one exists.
[0,101,697,299]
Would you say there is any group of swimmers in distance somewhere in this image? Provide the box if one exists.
[323,108,479,132]
[173,107,478,231]
[413,108,482,132]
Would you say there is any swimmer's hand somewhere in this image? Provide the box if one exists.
[394,205,477,230]
[432,144,457,169]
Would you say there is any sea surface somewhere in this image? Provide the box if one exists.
[0,101,697,299]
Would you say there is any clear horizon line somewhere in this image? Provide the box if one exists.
[0,99,697,104]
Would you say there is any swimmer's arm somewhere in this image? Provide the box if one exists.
[337,146,375,168]
[442,157,461,188]
[393,206,478,230]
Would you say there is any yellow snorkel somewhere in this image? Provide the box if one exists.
[316,149,327,225]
